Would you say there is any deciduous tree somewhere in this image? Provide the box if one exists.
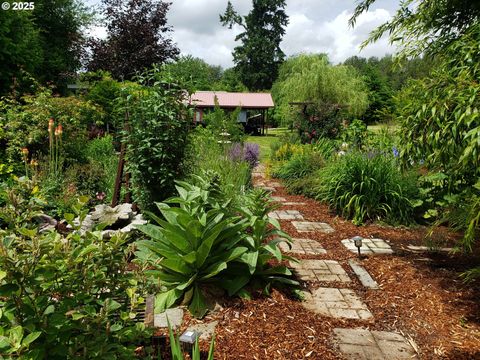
[88,0,179,80]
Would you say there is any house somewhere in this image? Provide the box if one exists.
[189,91,274,134]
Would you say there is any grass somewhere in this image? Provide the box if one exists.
[367,123,398,133]
[246,128,289,162]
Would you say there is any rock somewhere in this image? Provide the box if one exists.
[69,203,147,237]
[34,214,58,233]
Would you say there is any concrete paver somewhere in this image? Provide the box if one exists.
[292,221,335,233]
[279,238,327,255]
[333,328,418,359]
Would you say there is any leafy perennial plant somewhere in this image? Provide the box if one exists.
[135,176,297,318]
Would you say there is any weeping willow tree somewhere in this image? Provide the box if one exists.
[272,54,369,140]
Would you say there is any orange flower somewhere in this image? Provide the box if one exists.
[55,124,63,136]
[48,118,54,132]
[21,147,29,156]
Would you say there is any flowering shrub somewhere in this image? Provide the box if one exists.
[243,143,260,167]
[272,143,304,161]
[229,142,259,167]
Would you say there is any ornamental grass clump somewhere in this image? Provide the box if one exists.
[316,151,418,225]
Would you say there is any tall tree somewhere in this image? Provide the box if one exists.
[220,0,288,91]
[0,0,91,96]
[34,0,92,90]
[88,0,179,80]
[0,11,41,96]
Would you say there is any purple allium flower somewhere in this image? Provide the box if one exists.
[392,146,399,158]
[243,142,259,167]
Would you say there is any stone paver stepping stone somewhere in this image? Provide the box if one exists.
[268,210,304,220]
[270,196,286,202]
[185,321,218,340]
[333,328,418,359]
[407,245,453,253]
[348,259,379,289]
[279,238,327,255]
[292,221,335,233]
[290,260,350,282]
[283,202,307,206]
[154,308,184,329]
[303,288,372,320]
[342,238,393,255]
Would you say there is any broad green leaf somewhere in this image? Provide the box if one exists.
[22,331,41,346]
[188,286,208,318]
[155,288,182,313]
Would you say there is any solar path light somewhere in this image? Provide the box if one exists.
[352,236,363,259]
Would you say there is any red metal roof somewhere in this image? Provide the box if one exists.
[190,91,274,109]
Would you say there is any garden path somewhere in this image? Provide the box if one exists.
[255,164,419,360]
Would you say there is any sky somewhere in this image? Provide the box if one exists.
[87,0,400,69]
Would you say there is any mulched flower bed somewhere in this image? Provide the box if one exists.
[156,176,480,359]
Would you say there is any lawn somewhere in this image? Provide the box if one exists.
[247,127,290,161]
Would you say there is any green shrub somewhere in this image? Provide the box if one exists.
[285,175,323,198]
[134,183,251,318]
[123,67,191,211]
[316,152,418,225]
[203,98,245,143]
[0,196,150,358]
[342,119,367,149]
[135,178,297,318]
[274,151,325,180]
[0,89,103,166]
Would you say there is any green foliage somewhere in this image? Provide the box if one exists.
[343,120,368,149]
[274,150,325,181]
[0,195,150,358]
[0,0,91,96]
[272,54,369,132]
[0,89,103,165]
[0,11,41,96]
[351,0,480,60]
[135,178,297,318]
[84,74,122,131]
[396,24,480,189]
[316,152,418,225]
[343,56,393,123]
[123,67,191,211]
[216,68,247,92]
[220,0,289,90]
[164,55,223,91]
[185,127,251,200]
[203,98,245,143]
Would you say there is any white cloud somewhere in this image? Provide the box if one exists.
[283,8,394,63]
[86,0,398,68]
